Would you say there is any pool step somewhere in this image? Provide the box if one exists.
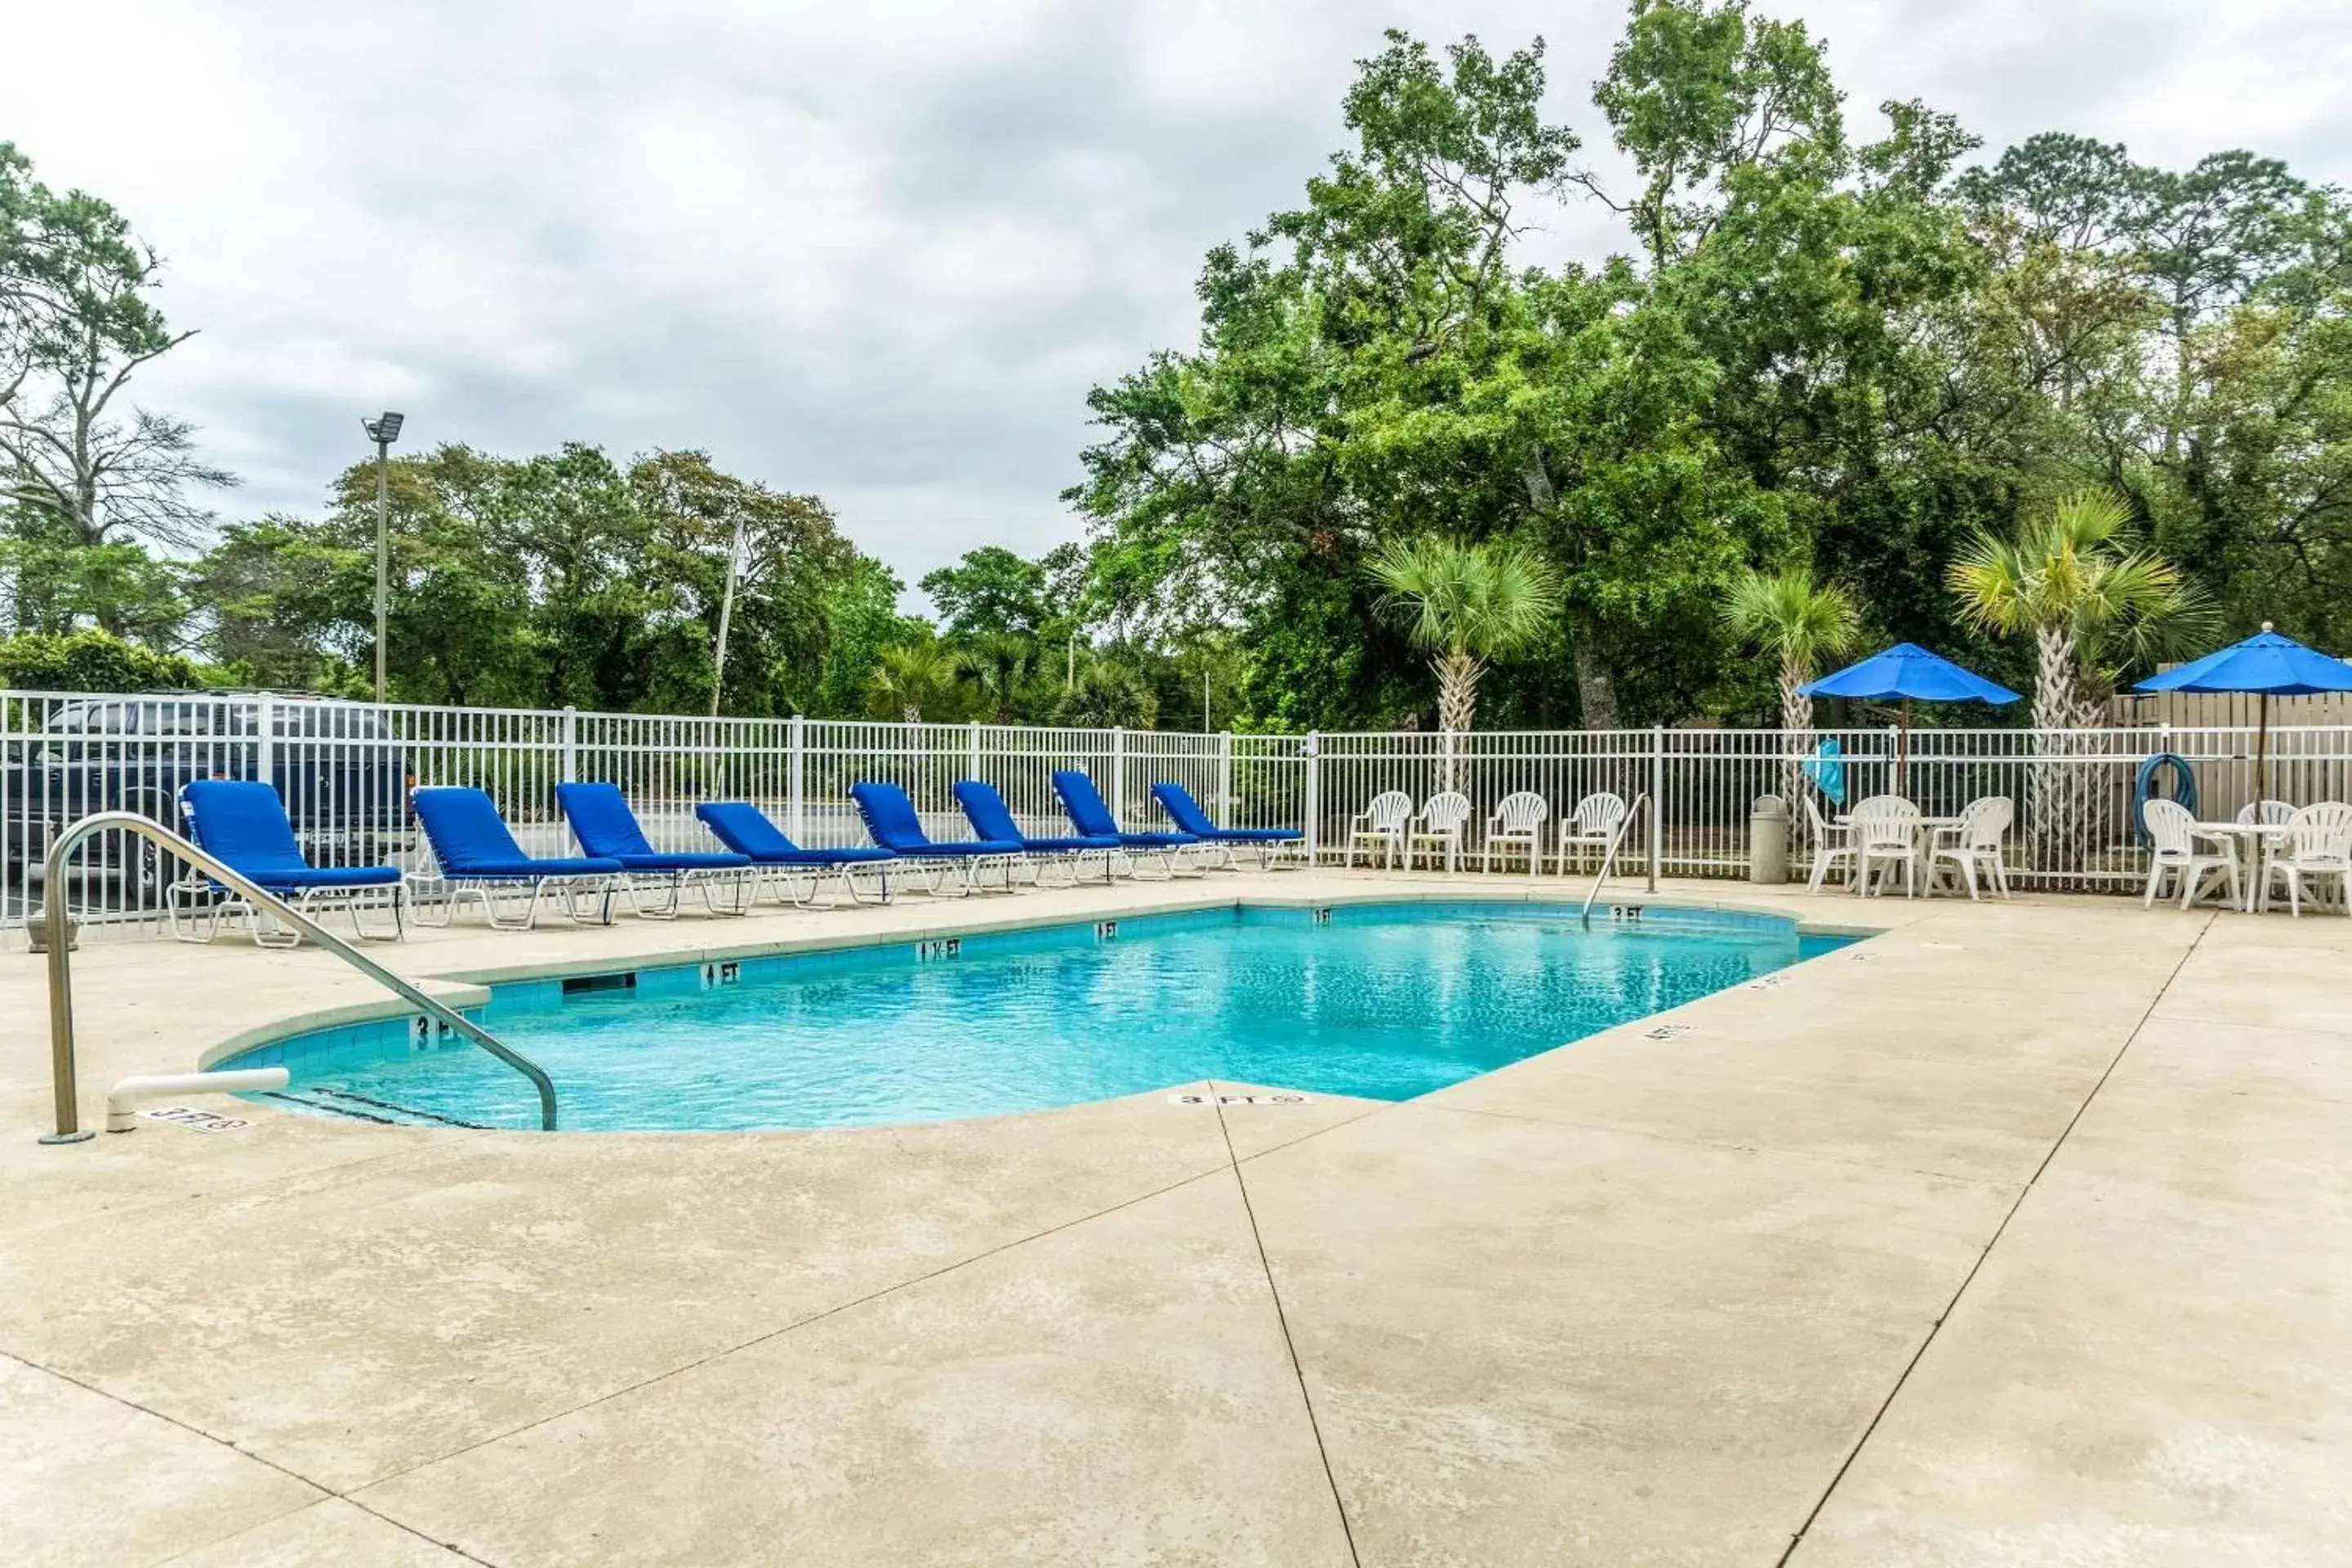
[258,1088,490,1130]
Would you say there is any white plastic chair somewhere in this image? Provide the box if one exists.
[1481,791,1549,875]
[2262,802,2352,918]
[1930,795,2013,901]
[1345,791,1413,869]
[1802,793,1853,894]
[1405,791,1473,871]
[2142,798,2239,910]
[2237,799,2296,825]
[1849,795,1923,898]
[1557,791,1629,875]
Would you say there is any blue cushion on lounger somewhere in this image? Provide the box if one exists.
[953,781,1118,854]
[695,802,897,866]
[1050,771,1198,849]
[1150,782,1304,843]
[850,782,1022,857]
[181,779,404,890]
[411,787,624,880]
[556,782,750,874]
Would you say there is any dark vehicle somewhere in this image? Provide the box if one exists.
[2,693,413,906]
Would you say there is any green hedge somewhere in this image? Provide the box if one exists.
[0,630,200,693]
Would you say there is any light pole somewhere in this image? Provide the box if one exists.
[710,514,750,718]
[362,412,404,702]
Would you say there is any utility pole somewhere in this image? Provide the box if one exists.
[710,514,750,717]
[362,412,405,702]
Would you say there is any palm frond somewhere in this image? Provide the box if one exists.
[1721,568,1862,663]
[1365,536,1562,660]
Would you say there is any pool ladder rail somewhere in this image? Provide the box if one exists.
[1579,792,1650,929]
[35,810,559,1143]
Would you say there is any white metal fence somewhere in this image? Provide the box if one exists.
[6,688,2349,939]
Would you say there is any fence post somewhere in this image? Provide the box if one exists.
[788,714,806,842]
[1109,727,1127,826]
[967,719,982,786]
[1646,724,1663,893]
[1218,730,1234,820]
[254,693,277,792]
[559,706,578,784]
[1303,733,1321,865]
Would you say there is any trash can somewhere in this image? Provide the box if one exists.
[1749,795,1790,884]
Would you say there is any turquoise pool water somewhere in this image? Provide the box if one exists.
[228,902,1846,1133]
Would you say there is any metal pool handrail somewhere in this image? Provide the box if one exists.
[37,811,557,1142]
[1579,792,1649,928]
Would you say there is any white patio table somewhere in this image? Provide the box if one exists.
[1834,813,1964,896]
[2192,820,2296,913]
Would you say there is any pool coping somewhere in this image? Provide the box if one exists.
[195,885,1896,1078]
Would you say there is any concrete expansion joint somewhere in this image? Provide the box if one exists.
[1772,911,2221,1567]
[1209,1085,1364,1568]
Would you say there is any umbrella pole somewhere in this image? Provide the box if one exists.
[1897,698,1912,795]
[2256,690,2270,804]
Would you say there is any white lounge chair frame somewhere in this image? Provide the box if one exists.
[167,877,406,948]
[409,868,618,932]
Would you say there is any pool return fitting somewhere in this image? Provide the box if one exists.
[35,811,559,1143]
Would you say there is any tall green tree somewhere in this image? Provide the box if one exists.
[0,143,231,555]
[921,546,1053,639]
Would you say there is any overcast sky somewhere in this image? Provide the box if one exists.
[8,0,2350,605]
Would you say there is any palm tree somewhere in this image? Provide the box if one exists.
[1054,650,1158,729]
[1721,568,1862,735]
[1949,490,2212,860]
[1365,537,1562,734]
[1720,567,1862,810]
[1949,490,2212,732]
[953,632,1037,724]
[864,643,962,724]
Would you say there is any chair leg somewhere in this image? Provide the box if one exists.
[2142,859,2164,907]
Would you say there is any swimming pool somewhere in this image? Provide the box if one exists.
[225,902,1847,1133]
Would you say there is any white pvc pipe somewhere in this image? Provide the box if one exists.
[106,1069,290,1134]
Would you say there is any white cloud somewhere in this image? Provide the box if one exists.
[7,0,2349,602]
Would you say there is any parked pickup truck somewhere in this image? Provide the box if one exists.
[2,692,413,902]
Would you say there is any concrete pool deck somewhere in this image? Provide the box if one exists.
[2,873,2346,1565]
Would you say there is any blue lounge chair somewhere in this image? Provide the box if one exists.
[171,779,405,947]
[953,780,1119,886]
[849,781,1022,896]
[1049,769,1201,880]
[556,782,751,918]
[1149,782,1306,871]
[410,786,625,930]
[694,801,895,907]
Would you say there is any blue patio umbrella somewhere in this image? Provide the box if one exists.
[1801,642,2022,791]
[2134,622,2352,797]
